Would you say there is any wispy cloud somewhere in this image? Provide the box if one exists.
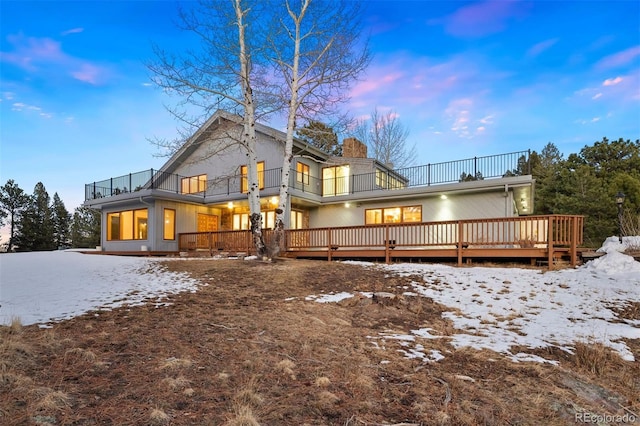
[61,27,84,36]
[72,63,102,84]
[0,32,108,85]
[11,100,53,118]
[526,38,559,58]
[440,0,528,38]
[596,45,640,70]
[603,76,623,86]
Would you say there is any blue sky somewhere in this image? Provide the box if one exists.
[1,0,639,213]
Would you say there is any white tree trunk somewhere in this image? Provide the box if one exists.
[235,0,266,257]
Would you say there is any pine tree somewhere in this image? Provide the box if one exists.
[0,179,30,252]
[296,121,342,156]
[70,206,101,248]
[15,182,55,251]
[52,193,71,249]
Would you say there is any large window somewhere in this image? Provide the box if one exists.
[181,174,207,194]
[296,162,310,185]
[163,209,175,240]
[322,165,349,196]
[365,206,422,225]
[232,210,275,230]
[107,209,148,241]
[376,169,405,190]
[241,162,265,193]
[290,210,304,229]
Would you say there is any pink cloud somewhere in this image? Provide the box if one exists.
[72,63,102,84]
[443,0,529,38]
[596,46,640,70]
[603,76,622,86]
[1,32,107,85]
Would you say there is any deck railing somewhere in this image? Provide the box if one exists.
[178,215,584,268]
[85,150,530,201]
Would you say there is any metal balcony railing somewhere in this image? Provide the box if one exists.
[85,150,530,201]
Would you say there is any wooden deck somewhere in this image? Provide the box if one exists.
[179,215,585,269]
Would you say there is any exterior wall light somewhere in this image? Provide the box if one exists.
[615,192,625,243]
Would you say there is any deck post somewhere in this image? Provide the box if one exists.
[547,216,555,270]
[327,228,333,262]
[570,217,578,267]
[457,221,463,266]
[385,225,390,264]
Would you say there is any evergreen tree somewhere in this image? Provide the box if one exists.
[52,193,71,249]
[296,120,342,156]
[0,179,30,252]
[15,182,55,251]
[70,206,101,248]
[532,143,564,214]
[531,138,640,246]
[459,171,484,182]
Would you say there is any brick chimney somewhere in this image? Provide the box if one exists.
[342,137,367,158]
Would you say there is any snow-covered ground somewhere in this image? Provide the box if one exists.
[0,250,201,326]
[1,237,638,364]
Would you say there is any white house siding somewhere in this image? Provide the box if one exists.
[309,191,513,229]
[170,133,288,183]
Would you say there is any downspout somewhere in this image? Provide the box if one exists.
[504,184,510,217]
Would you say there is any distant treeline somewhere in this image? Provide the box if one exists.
[525,137,639,247]
[0,180,100,252]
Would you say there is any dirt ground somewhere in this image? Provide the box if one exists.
[1,258,638,425]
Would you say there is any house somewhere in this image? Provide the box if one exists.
[84,110,538,255]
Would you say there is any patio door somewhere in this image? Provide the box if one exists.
[197,213,218,248]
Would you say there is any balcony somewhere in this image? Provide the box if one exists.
[84,150,530,202]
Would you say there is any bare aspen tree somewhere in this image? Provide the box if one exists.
[148,0,275,256]
[268,0,370,257]
[353,108,416,169]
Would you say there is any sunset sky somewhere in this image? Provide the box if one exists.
[1,0,639,212]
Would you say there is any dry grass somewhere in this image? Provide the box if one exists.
[149,407,170,425]
[0,259,637,425]
[573,341,613,376]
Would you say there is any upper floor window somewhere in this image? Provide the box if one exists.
[365,205,422,225]
[181,174,207,194]
[322,165,349,196]
[241,162,265,193]
[296,162,310,185]
[376,169,405,190]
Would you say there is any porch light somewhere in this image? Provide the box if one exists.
[440,194,447,200]
[270,196,278,205]
[615,192,625,243]
[345,202,351,208]
[227,202,234,209]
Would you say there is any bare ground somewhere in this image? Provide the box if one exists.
[1,258,638,425]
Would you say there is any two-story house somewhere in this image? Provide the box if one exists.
[84,110,536,255]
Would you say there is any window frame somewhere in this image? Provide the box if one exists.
[180,174,207,194]
[296,162,310,185]
[241,161,265,193]
[163,208,176,240]
[322,164,350,196]
[106,208,148,241]
[364,205,422,225]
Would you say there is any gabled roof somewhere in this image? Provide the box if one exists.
[159,110,330,175]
